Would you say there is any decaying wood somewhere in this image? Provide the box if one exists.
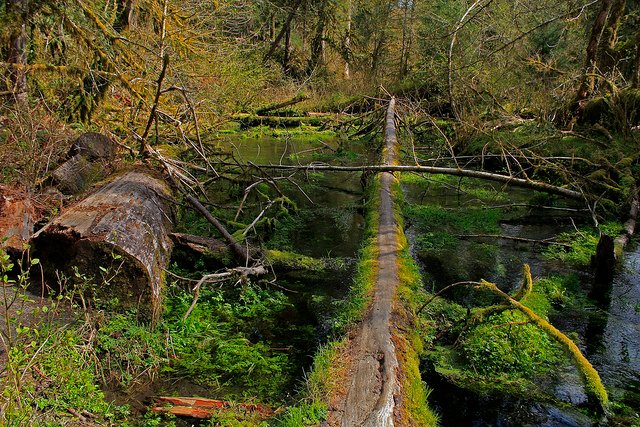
[151,396,274,419]
[32,170,174,323]
[0,186,37,255]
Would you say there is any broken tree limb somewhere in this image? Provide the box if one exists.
[31,170,174,323]
[183,194,252,265]
[205,162,584,199]
[183,265,268,320]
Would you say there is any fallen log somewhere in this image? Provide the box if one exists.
[206,162,584,199]
[32,170,174,323]
[256,93,309,116]
[51,132,117,195]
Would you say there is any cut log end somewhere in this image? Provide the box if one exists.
[32,170,174,323]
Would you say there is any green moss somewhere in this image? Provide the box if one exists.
[265,249,328,272]
[461,310,563,377]
[544,222,624,267]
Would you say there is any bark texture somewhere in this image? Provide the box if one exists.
[32,170,174,323]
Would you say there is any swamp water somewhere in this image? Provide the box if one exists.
[403,178,640,426]
[109,133,370,415]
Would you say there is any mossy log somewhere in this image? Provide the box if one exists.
[256,93,309,116]
[170,233,348,275]
[233,114,329,129]
[32,170,174,323]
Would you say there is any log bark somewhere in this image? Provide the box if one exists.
[32,170,174,323]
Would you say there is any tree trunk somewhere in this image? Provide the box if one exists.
[598,0,626,76]
[32,170,174,324]
[633,32,640,88]
[263,0,303,63]
[114,0,135,32]
[344,0,352,79]
[575,0,613,104]
[5,0,29,104]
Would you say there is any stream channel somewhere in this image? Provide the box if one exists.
[204,132,640,425]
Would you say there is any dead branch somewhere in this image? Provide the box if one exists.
[205,162,583,199]
[183,265,268,320]
[456,234,572,248]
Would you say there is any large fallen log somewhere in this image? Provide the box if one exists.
[32,170,174,323]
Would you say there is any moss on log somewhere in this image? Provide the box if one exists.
[32,170,174,323]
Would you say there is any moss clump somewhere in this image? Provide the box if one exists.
[265,249,329,272]
[461,309,563,377]
[544,222,624,267]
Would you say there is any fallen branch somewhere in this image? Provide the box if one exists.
[204,162,583,199]
[183,265,268,320]
[456,234,572,249]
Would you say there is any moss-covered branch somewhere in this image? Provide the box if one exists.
[476,278,609,412]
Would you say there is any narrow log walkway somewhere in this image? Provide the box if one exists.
[334,98,402,426]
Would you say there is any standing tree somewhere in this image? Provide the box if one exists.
[5,0,29,104]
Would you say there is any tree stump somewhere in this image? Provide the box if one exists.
[32,170,174,323]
